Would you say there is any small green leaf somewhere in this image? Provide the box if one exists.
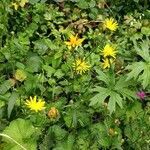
[7,92,19,118]
[43,65,55,77]
[0,80,14,95]
[26,54,42,73]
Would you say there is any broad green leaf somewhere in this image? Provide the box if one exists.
[126,62,145,80]
[134,41,150,62]
[7,92,19,118]
[90,87,110,106]
[108,92,123,114]
[48,125,67,141]
[2,118,40,150]
[126,40,150,87]
[54,69,64,79]
[115,76,131,90]
[95,69,110,86]
[43,65,55,77]
[139,64,150,88]
[0,80,14,95]
[141,27,150,36]
[126,62,150,88]
[26,54,42,73]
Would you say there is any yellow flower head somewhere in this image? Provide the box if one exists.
[25,96,45,112]
[73,58,90,75]
[11,2,19,10]
[65,34,84,49]
[19,0,28,7]
[102,58,114,69]
[102,44,117,58]
[103,18,118,31]
[48,107,59,119]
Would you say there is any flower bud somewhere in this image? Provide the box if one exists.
[108,128,115,136]
[48,107,59,119]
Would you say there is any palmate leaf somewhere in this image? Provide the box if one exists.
[108,92,123,114]
[134,40,150,61]
[90,71,135,114]
[89,87,110,106]
[126,58,150,89]
[126,62,145,81]
[126,40,150,88]
[95,69,110,86]
[90,88,123,114]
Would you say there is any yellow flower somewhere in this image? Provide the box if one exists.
[102,44,117,58]
[65,34,84,49]
[19,0,28,7]
[14,69,27,82]
[103,18,118,31]
[48,107,59,119]
[102,58,113,69]
[73,58,90,74]
[11,0,28,10]
[25,96,45,112]
[11,2,19,10]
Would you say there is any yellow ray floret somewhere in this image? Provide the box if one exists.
[73,58,90,75]
[103,18,118,31]
[20,0,28,7]
[65,34,84,49]
[102,44,117,58]
[11,2,19,10]
[25,96,45,112]
[102,58,114,69]
[11,0,28,10]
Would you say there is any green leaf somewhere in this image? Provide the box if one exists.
[43,65,55,77]
[89,87,110,106]
[2,118,40,150]
[54,69,64,79]
[95,69,110,86]
[77,0,89,9]
[135,40,150,61]
[26,54,42,73]
[139,64,150,88]
[126,62,150,88]
[0,80,14,95]
[141,27,150,36]
[126,62,145,81]
[48,125,67,141]
[7,92,19,119]
[108,92,123,114]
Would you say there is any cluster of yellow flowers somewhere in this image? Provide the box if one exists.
[64,18,118,72]
[65,34,84,50]
[102,44,117,69]
[24,18,118,114]
[11,0,28,10]
[102,18,118,69]
[65,34,90,75]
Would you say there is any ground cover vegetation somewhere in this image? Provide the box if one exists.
[0,0,150,149]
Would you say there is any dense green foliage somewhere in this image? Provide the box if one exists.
[0,0,150,150]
